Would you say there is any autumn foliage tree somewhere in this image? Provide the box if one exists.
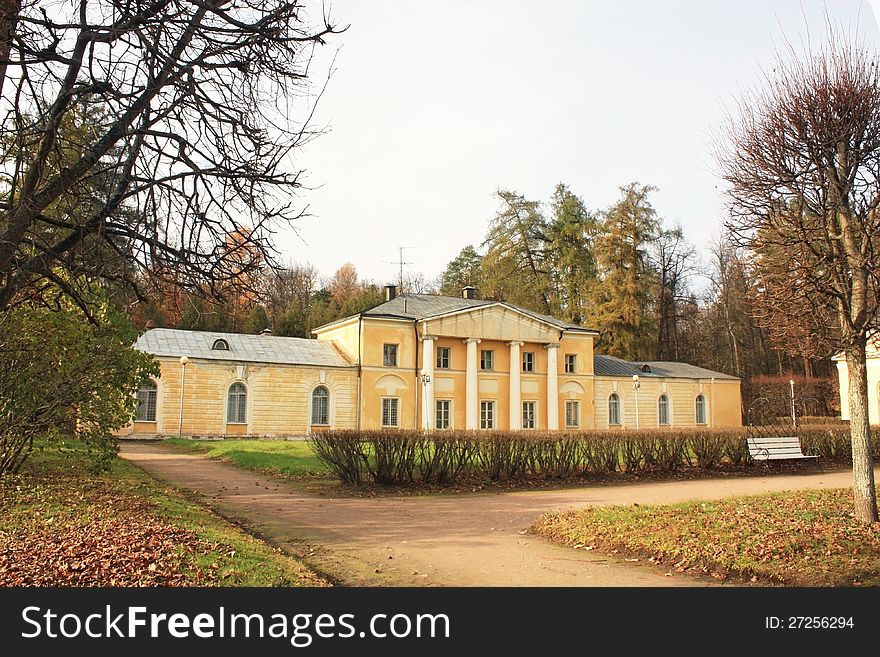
[719,36,880,522]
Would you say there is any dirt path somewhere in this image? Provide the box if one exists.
[120,442,868,587]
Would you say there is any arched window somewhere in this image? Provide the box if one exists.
[212,338,229,351]
[311,386,330,426]
[608,393,621,425]
[658,394,670,426]
[695,394,707,425]
[136,381,157,422]
[227,383,247,423]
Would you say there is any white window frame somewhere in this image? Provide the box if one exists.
[565,400,580,428]
[480,400,495,429]
[436,347,451,369]
[658,394,670,426]
[695,394,707,425]
[608,393,621,426]
[382,397,400,427]
[383,343,398,367]
[311,385,330,426]
[522,351,535,373]
[435,399,451,429]
[564,354,577,374]
[480,349,494,371]
[227,382,248,424]
[522,401,536,429]
[135,381,157,422]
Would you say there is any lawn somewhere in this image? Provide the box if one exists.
[534,488,880,586]
[0,440,328,587]
[164,438,329,477]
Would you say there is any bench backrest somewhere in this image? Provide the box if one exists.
[746,435,806,457]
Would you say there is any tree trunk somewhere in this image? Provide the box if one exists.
[846,339,879,523]
[0,0,18,98]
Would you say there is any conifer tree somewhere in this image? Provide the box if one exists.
[591,183,660,360]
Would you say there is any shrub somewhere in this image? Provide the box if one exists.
[363,431,422,485]
[582,435,620,473]
[688,432,726,469]
[308,430,364,485]
[311,425,833,487]
[418,432,478,484]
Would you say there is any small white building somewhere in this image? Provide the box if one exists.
[833,343,880,424]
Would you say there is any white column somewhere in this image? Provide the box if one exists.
[465,338,481,430]
[546,343,559,430]
[422,336,435,430]
[508,341,523,430]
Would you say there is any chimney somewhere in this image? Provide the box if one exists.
[462,286,476,300]
[385,284,397,301]
[260,328,272,335]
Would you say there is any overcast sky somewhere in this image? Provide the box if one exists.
[279,1,880,287]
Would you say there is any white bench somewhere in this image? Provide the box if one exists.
[747,436,818,462]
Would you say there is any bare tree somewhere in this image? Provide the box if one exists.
[0,1,341,314]
[651,224,696,361]
[719,35,880,522]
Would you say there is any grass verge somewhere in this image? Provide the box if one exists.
[164,438,329,478]
[0,440,327,587]
[534,488,880,586]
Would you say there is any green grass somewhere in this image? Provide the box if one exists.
[534,488,880,586]
[0,440,327,587]
[164,438,329,477]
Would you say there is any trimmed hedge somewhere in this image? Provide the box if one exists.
[308,425,868,487]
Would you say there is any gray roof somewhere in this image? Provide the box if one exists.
[330,293,596,333]
[136,328,353,368]
[593,355,739,380]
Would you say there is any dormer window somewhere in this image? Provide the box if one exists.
[212,338,229,351]
[640,363,651,373]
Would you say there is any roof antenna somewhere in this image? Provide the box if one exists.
[383,245,413,290]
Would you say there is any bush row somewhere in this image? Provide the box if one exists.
[309,425,871,486]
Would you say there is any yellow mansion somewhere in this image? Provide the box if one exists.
[125,286,742,437]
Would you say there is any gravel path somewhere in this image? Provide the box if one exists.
[120,442,867,587]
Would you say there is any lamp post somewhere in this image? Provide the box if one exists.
[178,356,189,437]
[632,374,641,430]
[789,378,796,428]
[420,368,432,431]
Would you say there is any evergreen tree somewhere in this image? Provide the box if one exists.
[245,305,270,334]
[480,190,552,312]
[545,183,599,324]
[439,246,483,296]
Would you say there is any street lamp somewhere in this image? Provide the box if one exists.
[420,368,432,431]
[789,378,796,428]
[178,356,189,437]
[632,374,641,430]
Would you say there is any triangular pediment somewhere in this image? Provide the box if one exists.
[420,303,564,343]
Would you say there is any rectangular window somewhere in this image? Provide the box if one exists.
[480,400,495,429]
[480,349,494,370]
[136,388,157,422]
[522,401,536,429]
[381,397,399,427]
[565,354,577,374]
[436,347,451,369]
[522,351,535,372]
[435,400,451,429]
[383,343,398,367]
[565,400,580,428]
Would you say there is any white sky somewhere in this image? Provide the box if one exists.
[278,1,880,286]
